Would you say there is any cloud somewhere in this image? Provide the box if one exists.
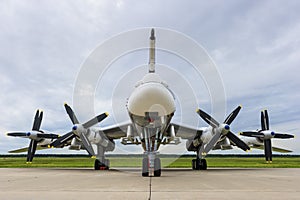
[0,0,299,155]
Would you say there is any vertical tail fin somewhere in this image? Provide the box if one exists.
[148,28,155,73]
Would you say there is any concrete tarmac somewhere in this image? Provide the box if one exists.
[0,168,299,200]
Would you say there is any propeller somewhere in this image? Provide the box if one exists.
[240,110,294,162]
[27,110,43,162]
[50,103,108,156]
[6,110,60,163]
[25,110,42,162]
[197,105,250,154]
[7,131,59,139]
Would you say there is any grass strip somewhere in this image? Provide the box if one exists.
[0,156,299,168]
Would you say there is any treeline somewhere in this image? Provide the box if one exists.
[0,154,299,158]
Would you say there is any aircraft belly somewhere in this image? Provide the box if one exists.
[129,112,174,152]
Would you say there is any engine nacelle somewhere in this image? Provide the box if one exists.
[106,139,115,152]
[69,137,82,150]
[87,128,115,151]
[241,136,263,146]
[213,137,233,150]
[200,127,212,144]
[87,129,107,147]
[186,138,202,151]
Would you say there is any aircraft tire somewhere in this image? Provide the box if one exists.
[142,157,149,177]
[192,159,201,170]
[200,159,207,170]
[104,159,110,170]
[192,159,196,170]
[94,159,100,170]
[94,159,109,170]
[154,158,161,177]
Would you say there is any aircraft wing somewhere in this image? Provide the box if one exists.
[101,122,129,139]
[170,123,203,139]
[102,122,203,140]
[8,145,49,153]
[251,144,293,153]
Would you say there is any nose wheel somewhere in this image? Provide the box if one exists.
[142,157,161,177]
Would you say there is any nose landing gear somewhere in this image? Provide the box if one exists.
[142,154,161,177]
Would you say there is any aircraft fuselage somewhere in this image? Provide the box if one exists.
[127,73,175,151]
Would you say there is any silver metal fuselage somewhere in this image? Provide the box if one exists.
[127,73,176,151]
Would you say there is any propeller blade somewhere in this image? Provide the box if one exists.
[274,133,294,139]
[261,110,269,131]
[64,103,80,124]
[32,110,43,131]
[196,109,219,128]
[50,131,75,147]
[223,105,242,125]
[227,131,250,151]
[36,133,60,139]
[79,130,95,156]
[7,132,28,137]
[203,132,221,154]
[239,131,264,138]
[264,139,272,162]
[27,139,38,162]
[82,113,109,129]
[37,111,43,130]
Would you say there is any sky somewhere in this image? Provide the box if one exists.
[0,0,299,155]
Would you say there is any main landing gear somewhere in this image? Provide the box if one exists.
[192,145,208,170]
[142,156,161,177]
[94,146,110,170]
[94,159,110,170]
[192,158,207,170]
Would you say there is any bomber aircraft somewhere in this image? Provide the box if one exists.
[6,29,294,176]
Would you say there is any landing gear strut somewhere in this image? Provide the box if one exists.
[94,145,110,170]
[192,146,207,170]
[140,119,163,177]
